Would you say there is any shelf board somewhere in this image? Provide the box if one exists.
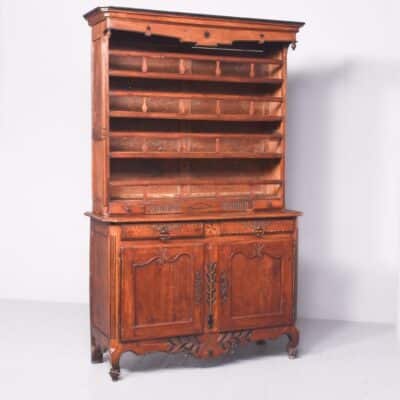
[109,176,282,186]
[109,48,284,65]
[110,151,282,159]
[109,90,283,103]
[110,131,283,139]
[109,69,283,85]
[110,110,283,122]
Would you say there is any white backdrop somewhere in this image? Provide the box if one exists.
[0,0,399,324]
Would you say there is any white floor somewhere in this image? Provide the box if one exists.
[1,300,399,400]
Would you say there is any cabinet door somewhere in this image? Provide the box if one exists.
[120,243,204,341]
[218,238,294,331]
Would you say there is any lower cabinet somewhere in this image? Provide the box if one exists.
[89,218,299,381]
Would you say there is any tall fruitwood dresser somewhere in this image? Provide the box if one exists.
[84,6,304,380]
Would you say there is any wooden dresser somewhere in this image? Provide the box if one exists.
[84,6,304,380]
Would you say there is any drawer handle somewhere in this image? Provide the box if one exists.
[254,225,264,238]
[159,225,170,242]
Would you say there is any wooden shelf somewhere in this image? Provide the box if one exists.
[110,175,282,186]
[109,90,283,102]
[109,69,283,84]
[110,90,283,121]
[110,132,283,158]
[110,131,283,139]
[110,111,283,122]
[109,48,284,65]
[109,48,283,85]
[110,151,283,159]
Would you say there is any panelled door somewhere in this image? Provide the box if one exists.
[120,242,204,341]
[217,238,294,331]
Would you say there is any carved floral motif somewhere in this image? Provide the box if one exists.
[132,248,192,268]
[167,336,201,355]
[220,272,229,304]
[217,330,253,354]
[206,262,217,328]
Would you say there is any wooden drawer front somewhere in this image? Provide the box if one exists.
[121,222,205,241]
[220,219,295,237]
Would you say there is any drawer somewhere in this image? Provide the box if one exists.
[121,222,205,241]
[220,218,295,237]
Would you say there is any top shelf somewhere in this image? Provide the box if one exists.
[109,48,283,85]
[109,48,283,64]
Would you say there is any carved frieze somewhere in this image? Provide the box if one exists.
[217,330,253,354]
[167,336,201,356]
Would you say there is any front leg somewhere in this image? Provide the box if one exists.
[286,326,299,359]
[91,335,104,363]
[109,347,121,381]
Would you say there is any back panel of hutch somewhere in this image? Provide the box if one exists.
[84,6,304,380]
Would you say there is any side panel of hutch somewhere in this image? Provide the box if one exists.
[84,7,304,380]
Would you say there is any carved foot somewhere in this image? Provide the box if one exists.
[91,346,103,363]
[91,335,104,363]
[286,326,299,360]
[256,340,266,345]
[109,367,120,381]
[109,347,121,381]
[287,346,298,359]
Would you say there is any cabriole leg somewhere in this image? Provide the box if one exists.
[109,349,121,381]
[286,326,300,359]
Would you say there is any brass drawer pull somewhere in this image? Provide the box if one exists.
[254,225,264,238]
[159,225,170,242]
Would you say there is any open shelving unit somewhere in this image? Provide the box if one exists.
[90,28,292,217]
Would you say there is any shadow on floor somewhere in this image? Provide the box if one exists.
[113,318,391,377]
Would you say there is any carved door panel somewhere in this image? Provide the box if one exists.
[218,238,294,331]
[120,243,204,341]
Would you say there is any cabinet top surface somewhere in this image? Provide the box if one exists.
[85,210,302,223]
[84,6,305,29]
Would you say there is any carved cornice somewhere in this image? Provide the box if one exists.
[84,8,304,47]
